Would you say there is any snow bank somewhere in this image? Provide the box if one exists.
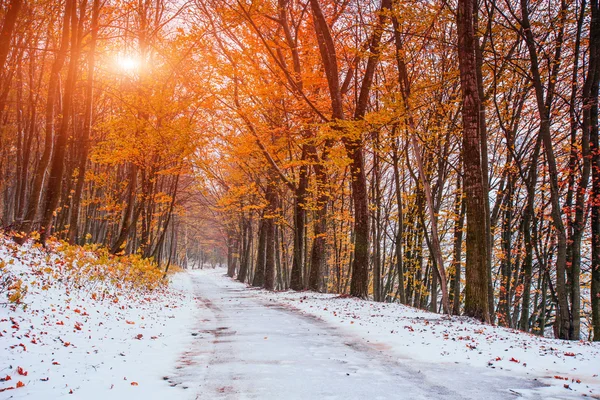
[203,268,600,399]
[0,237,198,399]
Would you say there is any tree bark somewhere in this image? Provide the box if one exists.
[457,0,490,322]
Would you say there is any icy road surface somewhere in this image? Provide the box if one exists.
[168,270,546,400]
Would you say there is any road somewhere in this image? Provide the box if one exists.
[168,271,545,400]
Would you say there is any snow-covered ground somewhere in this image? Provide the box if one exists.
[2,237,599,400]
[191,267,600,399]
[0,238,199,399]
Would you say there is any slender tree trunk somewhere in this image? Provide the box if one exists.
[253,217,267,287]
[265,183,277,290]
[588,0,600,341]
[237,216,252,283]
[110,164,138,254]
[308,145,329,291]
[520,0,571,339]
[290,147,308,290]
[451,172,465,315]
[40,0,85,243]
[68,0,99,244]
[392,141,406,304]
[519,139,541,331]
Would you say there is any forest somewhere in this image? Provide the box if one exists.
[0,0,598,342]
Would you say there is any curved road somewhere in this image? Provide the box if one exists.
[169,271,544,400]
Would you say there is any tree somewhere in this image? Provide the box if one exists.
[457,0,490,322]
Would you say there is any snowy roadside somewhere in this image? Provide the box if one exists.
[197,267,600,399]
[0,238,199,399]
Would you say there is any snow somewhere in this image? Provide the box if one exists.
[2,235,599,400]
[0,237,198,399]
[193,267,600,399]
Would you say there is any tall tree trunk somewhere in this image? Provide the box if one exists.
[18,0,73,238]
[520,0,571,339]
[68,0,99,244]
[264,180,277,290]
[588,0,600,341]
[519,138,542,331]
[451,172,465,315]
[290,146,308,290]
[308,145,329,292]
[457,0,490,322]
[237,216,252,283]
[40,0,85,243]
[499,172,514,326]
[308,0,391,298]
[474,9,495,320]
[253,217,267,287]
[392,139,406,304]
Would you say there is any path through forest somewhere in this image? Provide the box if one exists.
[167,271,548,400]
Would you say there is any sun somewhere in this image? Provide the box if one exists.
[116,55,140,72]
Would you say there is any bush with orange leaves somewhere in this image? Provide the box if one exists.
[53,241,166,301]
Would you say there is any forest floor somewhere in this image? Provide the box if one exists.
[1,239,599,399]
[0,237,199,399]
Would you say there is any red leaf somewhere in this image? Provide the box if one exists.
[130,382,139,386]
[509,357,519,363]
[17,367,27,376]
[16,381,24,388]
